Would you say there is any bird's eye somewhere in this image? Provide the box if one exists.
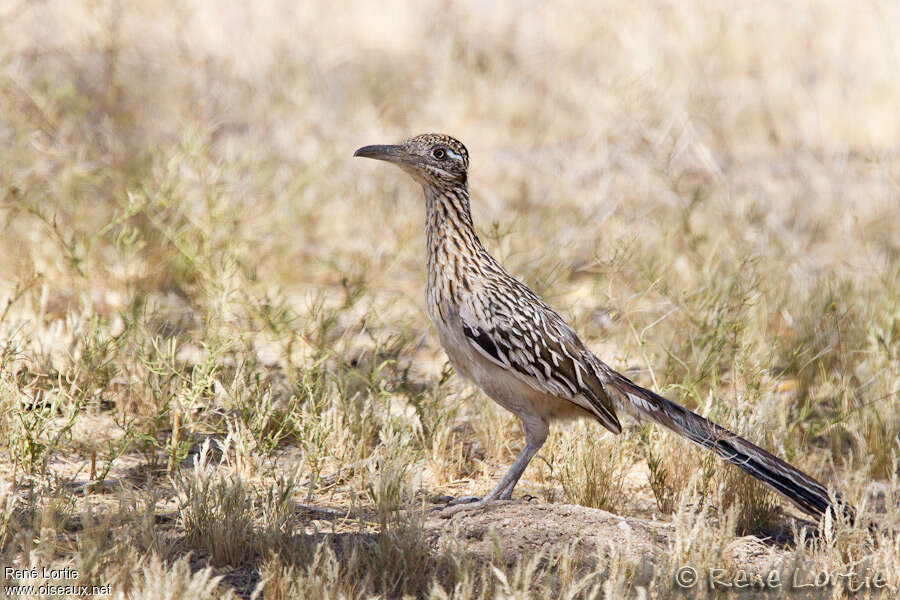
[432,148,446,160]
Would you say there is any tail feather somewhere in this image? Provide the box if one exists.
[609,372,847,520]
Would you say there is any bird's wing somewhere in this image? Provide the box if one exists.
[459,282,622,434]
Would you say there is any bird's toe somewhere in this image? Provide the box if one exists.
[449,495,481,505]
[439,499,488,518]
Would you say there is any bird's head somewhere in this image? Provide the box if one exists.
[354,133,469,189]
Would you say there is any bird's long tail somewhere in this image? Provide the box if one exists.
[609,371,847,520]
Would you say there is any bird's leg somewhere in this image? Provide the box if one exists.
[440,416,548,516]
[483,441,542,501]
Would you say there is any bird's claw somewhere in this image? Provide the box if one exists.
[429,495,482,514]
[449,495,481,505]
[439,498,488,518]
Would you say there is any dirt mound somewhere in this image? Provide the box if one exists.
[425,501,671,568]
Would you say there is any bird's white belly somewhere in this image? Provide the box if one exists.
[429,307,587,424]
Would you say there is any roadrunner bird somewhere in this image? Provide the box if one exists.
[354,133,842,519]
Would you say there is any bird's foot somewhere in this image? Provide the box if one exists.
[430,495,481,515]
[448,495,481,505]
[431,494,480,506]
[436,493,537,518]
[439,498,490,518]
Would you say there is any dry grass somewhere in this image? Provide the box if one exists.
[1,0,900,597]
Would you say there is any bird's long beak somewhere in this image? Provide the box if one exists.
[353,144,415,165]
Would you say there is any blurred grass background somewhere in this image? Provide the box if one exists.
[1,0,899,598]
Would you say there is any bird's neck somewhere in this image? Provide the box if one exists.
[424,185,481,256]
[423,185,483,303]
